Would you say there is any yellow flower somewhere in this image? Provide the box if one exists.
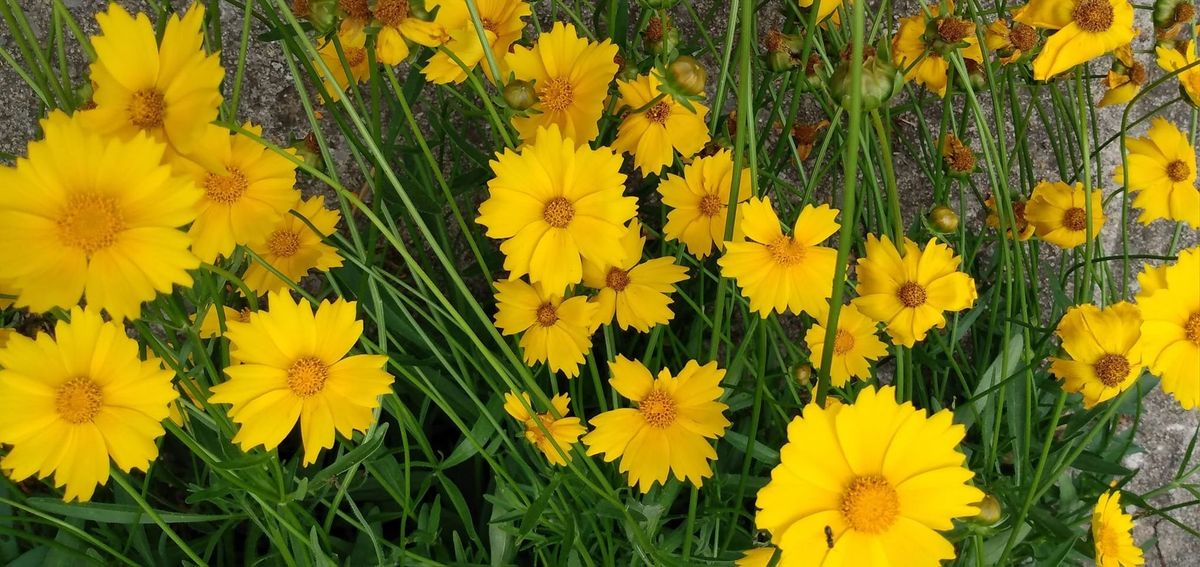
[1099,44,1146,107]
[985,19,1040,64]
[984,194,1036,240]
[196,304,254,338]
[476,125,636,294]
[173,124,301,263]
[755,385,983,566]
[1015,0,1136,80]
[85,4,222,153]
[493,279,597,378]
[583,356,730,492]
[502,391,586,466]
[1156,40,1200,107]
[659,149,752,258]
[805,304,889,387]
[799,0,847,22]
[893,9,984,96]
[368,0,445,66]
[1050,302,1144,408]
[1138,247,1200,410]
[209,292,393,465]
[1114,118,1200,227]
[316,22,371,102]
[0,112,199,320]
[0,307,178,502]
[504,22,619,144]
[242,195,344,296]
[1136,262,1169,301]
[582,220,688,332]
[719,198,840,318]
[423,0,530,84]
[1092,491,1145,567]
[852,235,978,347]
[611,73,711,176]
[736,547,778,567]
[1025,180,1106,249]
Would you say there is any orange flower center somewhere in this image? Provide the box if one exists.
[1012,200,1029,226]
[638,389,677,428]
[936,17,972,44]
[537,78,575,112]
[480,18,498,32]
[267,230,302,257]
[897,282,927,308]
[204,167,250,205]
[58,193,125,256]
[943,136,976,173]
[1094,353,1131,387]
[1072,0,1114,33]
[767,236,806,266]
[287,356,329,397]
[55,377,103,424]
[833,329,856,355]
[128,89,165,129]
[605,267,630,291]
[1009,22,1038,51]
[339,0,370,19]
[840,475,899,534]
[344,47,368,67]
[1184,312,1200,345]
[542,197,575,228]
[644,101,672,125]
[698,193,723,217]
[535,303,558,327]
[1166,160,1190,182]
[237,308,253,322]
[373,0,410,26]
[1063,207,1088,231]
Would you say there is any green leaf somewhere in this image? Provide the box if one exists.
[27,499,237,525]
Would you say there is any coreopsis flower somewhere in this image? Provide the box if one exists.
[805,304,889,387]
[942,133,976,176]
[476,125,636,294]
[582,220,688,332]
[1099,44,1147,107]
[985,19,1041,64]
[367,0,444,66]
[755,386,983,565]
[659,149,752,258]
[0,112,200,320]
[209,292,393,465]
[611,73,711,176]
[423,0,530,84]
[984,195,1036,240]
[1138,247,1200,409]
[799,0,846,23]
[242,195,344,295]
[197,304,254,338]
[85,4,223,152]
[893,9,984,96]
[502,391,585,466]
[173,124,301,263]
[719,198,840,318]
[583,356,730,492]
[1092,491,1145,567]
[1114,118,1200,227]
[1136,262,1170,301]
[505,22,619,144]
[1050,302,1144,408]
[1157,41,1200,107]
[0,307,178,502]
[853,235,978,347]
[1014,0,1136,80]
[790,119,830,161]
[492,279,597,378]
[1025,181,1106,249]
[315,22,371,102]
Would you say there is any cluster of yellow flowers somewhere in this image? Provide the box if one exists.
[0,5,391,502]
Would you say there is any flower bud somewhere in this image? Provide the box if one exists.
[929,205,960,233]
[971,494,1003,525]
[302,0,338,34]
[1155,0,1196,30]
[288,133,324,172]
[767,50,795,72]
[830,46,900,111]
[666,55,707,96]
[794,364,814,386]
[644,17,680,56]
[502,79,538,111]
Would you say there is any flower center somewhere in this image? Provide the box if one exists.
[537,78,575,112]
[339,0,370,19]
[128,89,165,129]
[58,193,125,256]
[1009,22,1038,51]
[203,167,250,205]
[936,17,972,44]
[605,267,630,291]
[287,356,329,397]
[698,193,723,217]
[943,136,976,173]
[267,230,302,257]
[1072,0,1114,33]
[1063,207,1088,231]
[373,0,409,26]
[1012,200,1029,226]
[638,389,677,428]
[535,303,558,327]
[1166,160,1190,182]
[644,101,672,125]
[480,18,497,32]
[542,197,575,228]
[897,282,927,308]
[840,475,900,534]
[767,236,806,266]
[55,377,103,424]
[833,329,856,355]
[237,308,253,322]
[1184,312,1200,346]
[1094,353,1131,387]
[344,47,367,67]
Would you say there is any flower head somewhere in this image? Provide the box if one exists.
[477,125,636,294]
[316,22,371,102]
[719,198,840,318]
[242,195,344,296]
[1025,180,1106,249]
[1092,491,1145,567]
[1114,118,1200,227]
[503,391,586,466]
[1099,44,1147,107]
[583,356,729,492]
[1156,40,1200,108]
[0,307,178,501]
[209,292,393,465]
[1138,247,1200,409]
[659,149,753,258]
[1015,0,1137,80]
[805,304,889,387]
[985,19,1041,64]
[368,0,445,66]
[611,73,711,176]
[853,235,977,347]
[893,7,984,96]
[493,279,597,378]
[799,0,847,23]
[0,111,200,320]
[423,0,530,84]
[985,194,1036,240]
[755,386,983,566]
[582,220,688,332]
[1050,302,1144,408]
[197,304,254,338]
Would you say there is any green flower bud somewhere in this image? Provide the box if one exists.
[303,0,338,34]
[502,80,538,111]
[288,133,325,172]
[970,494,1003,526]
[929,205,960,233]
[644,17,680,56]
[830,47,900,111]
[666,55,707,96]
[767,50,795,73]
[793,364,814,386]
